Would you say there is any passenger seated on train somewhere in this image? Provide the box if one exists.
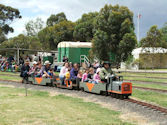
[59,62,69,85]
[99,61,113,82]
[70,63,79,83]
[48,68,55,78]
[93,68,101,83]
[20,60,30,79]
[65,68,71,86]
[41,61,51,78]
[77,70,83,79]
[35,62,42,77]
[81,68,89,82]
[29,61,38,76]
[87,67,94,82]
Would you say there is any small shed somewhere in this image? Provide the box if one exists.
[58,41,92,63]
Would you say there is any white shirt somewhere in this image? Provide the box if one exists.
[59,66,68,77]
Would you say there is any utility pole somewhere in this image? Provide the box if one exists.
[137,12,141,43]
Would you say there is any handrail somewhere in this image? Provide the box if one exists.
[80,55,90,67]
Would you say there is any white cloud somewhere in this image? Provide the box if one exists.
[1,0,167,39]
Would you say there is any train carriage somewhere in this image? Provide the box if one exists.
[26,74,132,99]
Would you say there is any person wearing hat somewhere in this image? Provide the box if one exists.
[29,61,38,76]
[99,61,113,82]
[41,60,51,78]
[20,60,30,79]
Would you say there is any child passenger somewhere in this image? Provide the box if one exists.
[77,70,83,79]
[93,68,101,83]
[48,68,55,78]
[81,68,89,82]
[65,68,71,86]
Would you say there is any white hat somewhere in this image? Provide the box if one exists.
[44,60,51,65]
[96,68,101,73]
[33,61,37,65]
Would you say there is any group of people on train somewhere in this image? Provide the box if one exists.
[58,61,113,85]
[20,60,55,79]
[20,59,113,85]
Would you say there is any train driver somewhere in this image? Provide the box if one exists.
[99,61,113,82]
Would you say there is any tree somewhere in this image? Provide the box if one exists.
[46,12,67,26]
[160,23,167,43]
[25,17,44,36]
[0,4,21,35]
[38,20,76,50]
[73,12,98,42]
[140,25,166,48]
[91,4,137,65]
[140,25,167,69]
[0,29,6,43]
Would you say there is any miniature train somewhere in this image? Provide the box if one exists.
[27,75,132,99]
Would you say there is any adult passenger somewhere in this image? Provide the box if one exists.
[29,61,38,76]
[99,61,113,82]
[70,63,79,82]
[20,60,30,79]
[59,62,69,85]
[41,61,51,78]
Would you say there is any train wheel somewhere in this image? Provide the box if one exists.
[119,95,124,100]
[124,95,129,99]
[112,93,116,98]
[116,94,119,99]
[81,87,84,92]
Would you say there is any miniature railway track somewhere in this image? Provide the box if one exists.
[133,86,167,93]
[125,98,167,115]
[0,79,167,116]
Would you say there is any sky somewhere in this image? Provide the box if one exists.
[1,0,167,40]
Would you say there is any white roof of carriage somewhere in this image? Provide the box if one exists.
[58,41,92,48]
[132,47,167,59]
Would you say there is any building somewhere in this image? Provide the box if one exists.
[58,41,92,63]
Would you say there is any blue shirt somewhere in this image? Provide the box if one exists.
[70,68,78,79]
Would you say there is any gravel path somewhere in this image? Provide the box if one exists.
[0,81,167,125]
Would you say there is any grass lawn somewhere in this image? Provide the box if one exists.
[0,75,21,82]
[0,71,19,76]
[133,82,167,90]
[132,89,167,108]
[0,86,131,125]
[123,76,167,83]
[118,72,167,78]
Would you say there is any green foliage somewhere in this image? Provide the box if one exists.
[38,20,76,50]
[0,4,21,35]
[91,4,137,64]
[91,30,110,61]
[46,12,67,26]
[73,12,98,42]
[25,18,44,36]
[160,22,167,43]
[1,34,42,50]
[140,25,167,48]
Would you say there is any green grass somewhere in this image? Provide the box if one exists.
[0,75,21,81]
[124,76,167,83]
[0,86,131,125]
[133,83,167,90]
[118,72,167,78]
[132,89,167,108]
[0,71,19,76]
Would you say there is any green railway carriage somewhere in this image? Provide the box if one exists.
[58,41,92,63]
